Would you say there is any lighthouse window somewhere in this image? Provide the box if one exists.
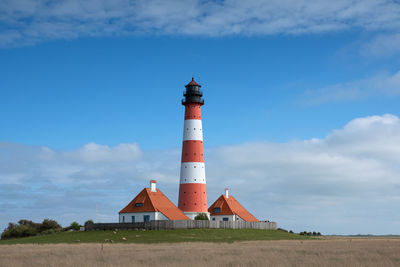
[194,153,196,155]
[194,166,196,168]
[194,128,196,130]
[185,166,187,168]
[194,179,197,181]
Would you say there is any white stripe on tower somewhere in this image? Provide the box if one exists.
[183,119,203,141]
[180,162,206,184]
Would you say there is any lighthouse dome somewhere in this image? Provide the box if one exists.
[185,77,200,87]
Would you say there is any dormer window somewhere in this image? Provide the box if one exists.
[135,203,143,207]
[214,207,221,213]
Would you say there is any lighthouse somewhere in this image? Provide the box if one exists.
[178,78,209,219]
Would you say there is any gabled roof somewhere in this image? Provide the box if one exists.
[119,188,190,221]
[208,195,258,222]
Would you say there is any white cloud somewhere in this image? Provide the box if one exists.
[302,70,400,104]
[1,114,400,234]
[1,0,400,46]
[361,33,400,58]
[64,142,143,163]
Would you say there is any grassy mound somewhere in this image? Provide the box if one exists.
[0,229,311,245]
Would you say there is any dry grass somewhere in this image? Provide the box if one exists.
[0,237,399,267]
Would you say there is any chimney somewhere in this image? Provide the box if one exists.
[150,180,157,192]
[225,188,229,198]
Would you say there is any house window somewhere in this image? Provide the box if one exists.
[135,203,143,207]
[212,218,216,221]
[122,216,125,223]
[132,216,135,223]
[144,215,150,222]
[214,207,221,213]
[223,218,229,221]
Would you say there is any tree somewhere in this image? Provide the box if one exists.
[68,222,81,231]
[40,219,61,232]
[1,222,37,239]
[1,219,62,239]
[84,220,94,226]
[194,213,209,220]
[18,219,40,230]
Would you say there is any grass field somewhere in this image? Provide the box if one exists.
[0,238,399,266]
[0,229,310,245]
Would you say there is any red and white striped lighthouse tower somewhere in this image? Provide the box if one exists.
[178,78,209,219]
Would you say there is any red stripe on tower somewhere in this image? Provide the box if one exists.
[178,78,209,219]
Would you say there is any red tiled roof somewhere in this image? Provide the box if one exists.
[119,188,190,220]
[186,77,199,87]
[208,195,258,222]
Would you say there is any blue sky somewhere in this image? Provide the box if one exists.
[1,0,400,235]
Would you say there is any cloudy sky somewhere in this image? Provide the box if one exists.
[1,0,400,235]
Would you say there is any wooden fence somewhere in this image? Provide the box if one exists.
[86,220,277,231]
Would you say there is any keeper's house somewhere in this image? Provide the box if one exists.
[119,180,190,223]
[208,188,258,222]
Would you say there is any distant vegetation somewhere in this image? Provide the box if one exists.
[299,231,322,236]
[1,219,91,240]
[278,228,322,236]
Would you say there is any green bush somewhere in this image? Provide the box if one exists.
[1,223,37,239]
[1,219,62,240]
[194,213,209,220]
[64,222,81,231]
[18,220,40,230]
[40,219,61,232]
[84,220,94,227]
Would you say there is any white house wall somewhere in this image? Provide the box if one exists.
[210,215,244,222]
[119,212,168,223]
